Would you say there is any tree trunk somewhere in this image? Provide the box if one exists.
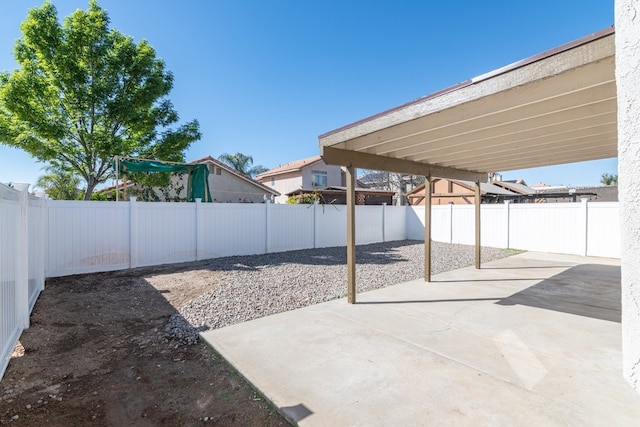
[84,179,97,200]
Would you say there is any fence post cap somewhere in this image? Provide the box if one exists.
[12,182,30,193]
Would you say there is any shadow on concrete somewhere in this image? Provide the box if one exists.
[280,403,314,423]
[497,264,621,322]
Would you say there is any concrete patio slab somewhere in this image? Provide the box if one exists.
[201,252,640,426]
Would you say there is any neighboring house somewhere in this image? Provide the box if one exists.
[576,185,618,201]
[406,178,613,205]
[286,186,395,205]
[101,156,280,202]
[194,156,280,203]
[491,179,536,196]
[493,180,589,203]
[407,178,521,205]
[529,183,616,203]
[255,155,344,203]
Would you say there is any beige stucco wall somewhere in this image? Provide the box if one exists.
[259,161,344,203]
[263,171,302,203]
[208,167,272,203]
[300,163,343,188]
[616,0,640,391]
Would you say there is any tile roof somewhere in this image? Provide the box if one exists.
[255,155,323,179]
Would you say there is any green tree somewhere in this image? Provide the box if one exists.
[218,152,268,177]
[35,164,83,200]
[0,1,200,199]
[359,170,426,206]
[600,173,618,185]
[286,192,319,204]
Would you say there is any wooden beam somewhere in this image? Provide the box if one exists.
[123,173,128,201]
[424,176,432,282]
[114,156,120,202]
[346,165,356,304]
[320,146,486,182]
[475,181,481,269]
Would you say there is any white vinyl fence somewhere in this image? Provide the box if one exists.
[46,198,620,278]
[45,199,408,277]
[407,200,620,258]
[1,184,45,380]
[1,195,620,381]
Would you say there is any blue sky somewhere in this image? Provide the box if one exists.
[0,0,616,188]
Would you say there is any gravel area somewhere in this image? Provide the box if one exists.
[164,240,516,345]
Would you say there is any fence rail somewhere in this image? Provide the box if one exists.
[1,195,620,381]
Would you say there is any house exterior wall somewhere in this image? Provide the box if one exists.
[258,161,344,203]
[300,163,343,189]
[207,166,272,203]
[616,0,640,392]
[409,180,477,205]
[433,180,476,205]
[265,171,303,203]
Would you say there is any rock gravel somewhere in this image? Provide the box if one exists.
[164,240,516,345]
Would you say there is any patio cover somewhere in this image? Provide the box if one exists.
[319,27,615,177]
[115,157,212,202]
[318,28,616,303]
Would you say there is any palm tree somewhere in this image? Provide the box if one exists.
[35,164,84,200]
[218,152,268,177]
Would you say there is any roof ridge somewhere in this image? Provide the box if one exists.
[255,155,323,179]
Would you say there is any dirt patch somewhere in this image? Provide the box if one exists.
[0,265,289,426]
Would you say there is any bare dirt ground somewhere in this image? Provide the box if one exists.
[0,264,290,426]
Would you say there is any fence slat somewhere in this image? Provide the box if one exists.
[408,202,619,257]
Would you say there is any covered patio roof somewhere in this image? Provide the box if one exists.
[319,27,616,179]
[318,27,617,304]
